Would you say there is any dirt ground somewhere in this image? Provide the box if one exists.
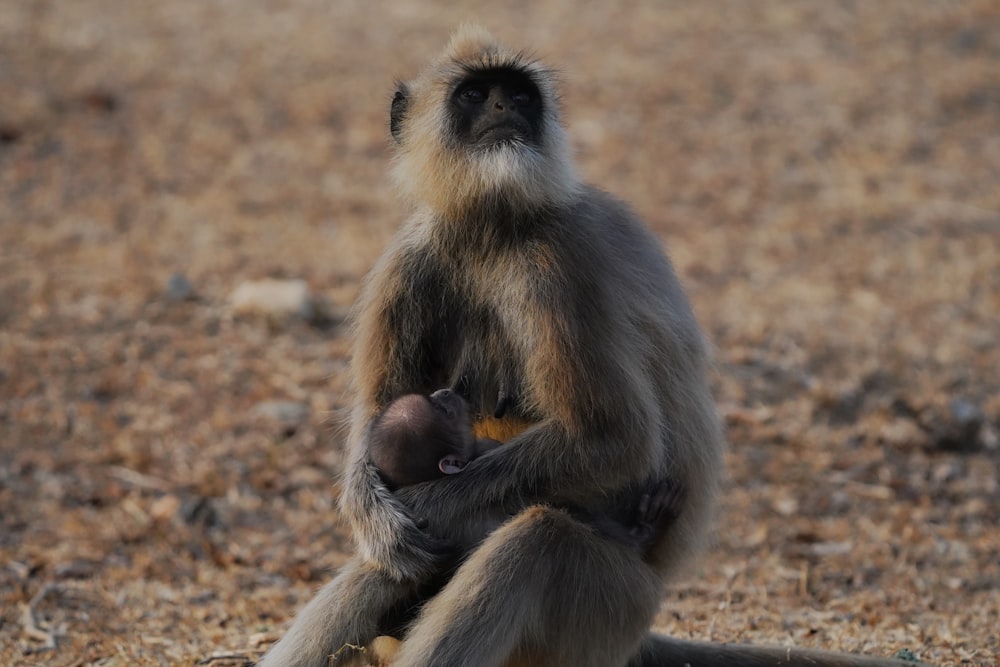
[2,2,999,665]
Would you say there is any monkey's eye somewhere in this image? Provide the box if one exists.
[427,393,457,419]
[432,400,456,419]
[510,89,533,106]
[460,86,487,103]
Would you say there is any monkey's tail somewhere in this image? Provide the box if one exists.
[630,634,930,667]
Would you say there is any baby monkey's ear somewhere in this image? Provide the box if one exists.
[438,455,469,475]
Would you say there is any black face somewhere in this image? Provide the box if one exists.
[448,68,543,149]
[427,388,470,429]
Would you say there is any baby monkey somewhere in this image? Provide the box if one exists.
[368,389,683,554]
[368,389,498,488]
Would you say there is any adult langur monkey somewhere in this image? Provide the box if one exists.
[258,26,922,667]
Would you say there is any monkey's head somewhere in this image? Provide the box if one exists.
[369,390,476,488]
[389,25,580,218]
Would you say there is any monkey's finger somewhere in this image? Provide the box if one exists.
[637,493,651,518]
[648,483,680,522]
[649,492,664,517]
[665,483,686,516]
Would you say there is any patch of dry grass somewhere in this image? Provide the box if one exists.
[2,2,998,665]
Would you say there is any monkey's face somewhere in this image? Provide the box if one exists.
[448,69,543,151]
[427,389,473,440]
[390,67,543,153]
[387,26,580,218]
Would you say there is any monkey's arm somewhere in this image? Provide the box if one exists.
[339,241,460,582]
[340,438,453,581]
[472,436,502,458]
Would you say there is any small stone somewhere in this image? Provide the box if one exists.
[949,397,984,431]
[54,559,98,578]
[165,272,196,301]
[931,398,986,452]
[230,278,314,319]
[179,496,220,528]
[150,493,181,522]
[251,400,309,425]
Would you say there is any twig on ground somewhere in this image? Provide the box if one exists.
[107,464,172,492]
[20,583,60,653]
[197,652,254,665]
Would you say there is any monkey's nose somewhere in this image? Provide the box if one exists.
[431,388,455,400]
[430,388,459,418]
[491,91,513,111]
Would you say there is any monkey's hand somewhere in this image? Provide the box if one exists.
[629,478,685,551]
[392,437,546,546]
[340,457,456,582]
[392,405,684,557]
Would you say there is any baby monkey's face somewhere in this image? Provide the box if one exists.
[425,389,476,473]
[427,388,470,425]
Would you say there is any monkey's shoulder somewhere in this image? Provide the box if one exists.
[534,186,679,290]
[570,186,669,253]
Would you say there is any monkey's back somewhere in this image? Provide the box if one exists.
[548,185,725,578]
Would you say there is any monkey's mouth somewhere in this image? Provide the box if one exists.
[476,122,531,147]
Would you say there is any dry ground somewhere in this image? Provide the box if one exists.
[2,2,999,665]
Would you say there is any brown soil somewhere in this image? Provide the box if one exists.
[2,2,998,665]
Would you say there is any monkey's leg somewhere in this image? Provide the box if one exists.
[257,556,416,667]
[391,505,664,667]
[629,633,927,667]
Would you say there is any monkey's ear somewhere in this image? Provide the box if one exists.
[390,84,409,143]
[438,456,468,475]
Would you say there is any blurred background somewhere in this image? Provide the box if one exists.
[1,1,998,664]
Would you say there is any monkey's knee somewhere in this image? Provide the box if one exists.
[477,504,662,616]
[477,505,607,571]
[506,503,573,530]
[394,506,661,667]
[502,504,594,539]
[258,557,416,667]
[502,504,650,564]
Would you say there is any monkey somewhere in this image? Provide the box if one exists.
[258,26,924,667]
[368,388,686,555]
[367,389,501,489]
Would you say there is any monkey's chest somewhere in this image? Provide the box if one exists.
[458,361,536,443]
[445,309,537,442]
[472,414,534,442]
